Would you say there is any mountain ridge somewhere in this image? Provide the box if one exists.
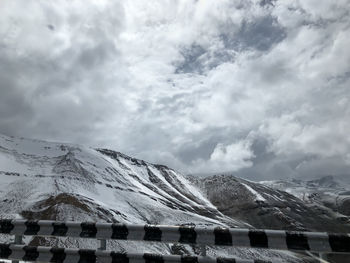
[188,174,350,232]
[0,133,243,227]
[1,133,349,262]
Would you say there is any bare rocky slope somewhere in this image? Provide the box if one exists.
[260,176,350,223]
[188,175,350,232]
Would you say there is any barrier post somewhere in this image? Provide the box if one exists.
[98,239,107,250]
[12,235,23,263]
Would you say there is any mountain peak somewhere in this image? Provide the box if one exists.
[0,134,242,227]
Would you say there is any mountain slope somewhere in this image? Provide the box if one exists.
[189,174,350,232]
[0,134,244,227]
[261,176,350,219]
[0,134,344,262]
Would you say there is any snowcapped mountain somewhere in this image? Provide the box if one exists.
[0,133,348,262]
[260,175,346,197]
[260,176,350,222]
[0,133,243,227]
[0,134,254,259]
[189,174,350,232]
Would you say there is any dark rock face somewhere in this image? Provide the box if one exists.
[189,175,350,232]
[337,197,350,216]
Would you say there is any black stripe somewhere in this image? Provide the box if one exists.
[0,220,14,234]
[50,248,66,263]
[80,223,97,238]
[329,234,350,252]
[22,246,39,261]
[52,222,68,236]
[286,232,310,250]
[0,243,12,259]
[24,221,40,235]
[217,258,235,263]
[254,260,271,263]
[111,224,128,240]
[179,226,197,244]
[214,227,232,246]
[181,256,198,263]
[78,249,96,263]
[143,253,164,263]
[110,252,129,263]
[144,225,162,241]
[249,230,268,248]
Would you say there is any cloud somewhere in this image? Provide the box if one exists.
[208,139,255,170]
[0,0,349,179]
[0,0,128,143]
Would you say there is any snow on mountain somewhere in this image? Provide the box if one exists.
[260,176,350,223]
[0,133,346,262]
[0,133,244,227]
[189,174,350,232]
[260,175,346,199]
[0,134,251,258]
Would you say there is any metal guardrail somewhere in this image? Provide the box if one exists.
[0,219,349,253]
[0,244,274,263]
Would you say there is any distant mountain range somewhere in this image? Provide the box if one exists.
[260,175,350,221]
[189,174,350,232]
[0,133,349,262]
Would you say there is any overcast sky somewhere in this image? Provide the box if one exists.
[1,0,350,180]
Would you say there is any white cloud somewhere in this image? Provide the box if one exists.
[183,138,255,174]
[210,139,255,170]
[0,0,349,179]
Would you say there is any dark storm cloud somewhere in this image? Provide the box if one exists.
[0,0,350,180]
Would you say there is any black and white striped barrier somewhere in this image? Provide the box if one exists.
[0,220,349,253]
[0,244,274,263]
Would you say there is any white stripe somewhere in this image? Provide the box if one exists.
[127,225,145,240]
[9,244,25,260]
[11,220,27,235]
[305,232,332,252]
[265,230,288,250]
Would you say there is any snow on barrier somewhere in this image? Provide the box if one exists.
[0,219,349,253]
[0,244,271,263]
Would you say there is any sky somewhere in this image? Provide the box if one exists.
[0,0,350,180]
